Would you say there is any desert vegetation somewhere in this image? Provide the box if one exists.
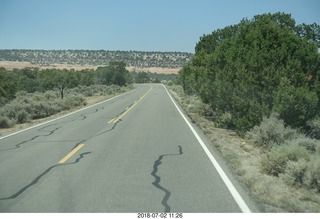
[0,50,192,68]
[168,84,320,212]
[179,12,320,134]
[132,71,177,83]
[173,12,320,212]
[0,61,132,130]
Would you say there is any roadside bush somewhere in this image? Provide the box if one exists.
[0,92,63,125]
[103,86,112,95]
[280,159,308,187]
[15,90,29,99]
[16,109,30,124]
[63,94,86,109]
[198,101,215,119]
[261,144,310,176]
[0,84,125,129]
[30,102,47,119]
[44,90,59,100]
[29,101,60,119]
[273,81,319,128]
[306,118,320,140]
[32,92,44,102]
[288,138,320,154]
[70,86,93,97]
[216,112,233,129]
[245,113,299,148]
[68,84,124,97]
[2,101,27,121]
[0,115,14,128]
[303,156,320,192]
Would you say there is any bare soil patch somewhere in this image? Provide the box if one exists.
[0,61,96,71]
[0,61,180,74]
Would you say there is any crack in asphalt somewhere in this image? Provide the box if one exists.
[0,124,62,151]
[69,108,99,122]
[92,122,118,139]
[0,99,132,204]
[0,108,103,152]
[0,152,91,201]
[0,113,119,202]
[109,102,135,123]
[151,146,183,213]
[79,108,99,121]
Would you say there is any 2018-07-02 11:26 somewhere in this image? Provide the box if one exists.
[137,213,183,218]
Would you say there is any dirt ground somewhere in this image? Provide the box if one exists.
[0,61,180,74]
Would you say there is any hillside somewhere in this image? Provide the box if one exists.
[0,49,192,69]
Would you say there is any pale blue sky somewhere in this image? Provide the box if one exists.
[0,0,319,52]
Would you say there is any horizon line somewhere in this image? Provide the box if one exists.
[0,48,194,54]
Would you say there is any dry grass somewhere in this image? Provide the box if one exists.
[0,61,96,71]
[0,61,180,74]
[167,84,320,212]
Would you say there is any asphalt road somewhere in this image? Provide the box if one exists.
[0,84,258,212]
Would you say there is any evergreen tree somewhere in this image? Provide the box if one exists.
[180,12,320,133]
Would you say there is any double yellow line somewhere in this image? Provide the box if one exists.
[108,86,152,124]
[57,86,152,164]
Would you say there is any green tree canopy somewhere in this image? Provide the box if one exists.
[96,61,130,86]
[179,12,320,133]
[0,61,131,102]
[135,72,150,83]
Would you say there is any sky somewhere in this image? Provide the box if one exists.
[0,0,319,53]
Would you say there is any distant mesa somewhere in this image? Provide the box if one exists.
[0,50,193,74]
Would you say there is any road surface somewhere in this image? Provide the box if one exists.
[0,84,257,212]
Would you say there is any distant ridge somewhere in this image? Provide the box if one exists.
[0,49,193,68]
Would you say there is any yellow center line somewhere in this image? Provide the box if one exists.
[58,87,151,164]
[58,144,85,164]
[108,117,116,123]
[108,86,152,124]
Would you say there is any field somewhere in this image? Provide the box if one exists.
[0,61,180,74]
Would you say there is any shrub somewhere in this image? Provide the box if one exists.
[216,112,233,129]
[16,109,30,124]
[246,113,299,148]
[280,159,308,187]
[261,144,310,176]
[2,101,27,121]
[44,90,59,100]
[104,84,121,95]
[0,115,14,128]
[63,94,86,109]
[0,84,126,129]
[306,118,320,140]
[48,101,63,115]
[303,156,320,192]
[273,80,319,128]
[288,137,320,154]
[30,102,51,119]
[32,92,44,102]
[82,87,94,97]
[70,86,93,97]
[15,90,28,99]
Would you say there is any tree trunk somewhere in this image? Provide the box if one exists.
[60,85,65,99]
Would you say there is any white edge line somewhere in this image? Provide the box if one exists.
[163,84,251,213]
[0,88,136,140]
